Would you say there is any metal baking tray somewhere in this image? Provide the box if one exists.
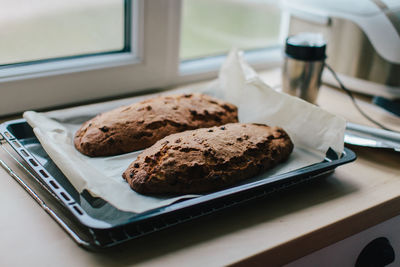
[0,119,356,250]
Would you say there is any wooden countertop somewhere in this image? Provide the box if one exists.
[1,69,400,267]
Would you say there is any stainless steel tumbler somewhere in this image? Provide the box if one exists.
[282,33,326,104]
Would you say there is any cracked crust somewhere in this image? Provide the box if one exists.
[122,123,294,194]
[74,93,238,157]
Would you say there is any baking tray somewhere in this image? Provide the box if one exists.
[0,119,356,250]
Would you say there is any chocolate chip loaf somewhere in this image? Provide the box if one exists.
[74,93,238,157]
[123,123,293,194]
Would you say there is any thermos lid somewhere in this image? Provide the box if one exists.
[285,32,326,61]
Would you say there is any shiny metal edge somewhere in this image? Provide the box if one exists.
[347,122,400,142]
[1,140,62,203]
[0,143,93,249]
[0,121,110,229]
[345,122,400,152]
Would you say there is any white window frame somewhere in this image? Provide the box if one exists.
[0,0,283,116]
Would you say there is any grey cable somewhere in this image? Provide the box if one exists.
[325,64,397,132]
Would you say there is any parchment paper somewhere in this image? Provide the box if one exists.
[208,49,345,157]
[23,49,346,213]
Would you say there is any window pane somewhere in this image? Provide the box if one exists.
[0,0,125,66]
[180,0,281,60]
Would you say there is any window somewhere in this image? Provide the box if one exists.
[180,0,282,60]
[0,0,125,66]
[0,0,283,116]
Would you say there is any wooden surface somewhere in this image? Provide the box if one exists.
[1,69,400,267]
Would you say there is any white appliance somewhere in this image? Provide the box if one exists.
[283,0,400,99]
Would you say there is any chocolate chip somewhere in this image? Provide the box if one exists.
[175,138,181,143]
[222,104,235,112]
[184,94,192,98]
[129,173,134,178]
[146,105,152,111]
[208,129,213,132]
[237,137,243,141]
[190,110,197,116]
[99,126,109,132]
[220,126,225,130]
[161,140,169,146]
[204,148,214,156]
[172,106,178,110]
[107,137,115,144]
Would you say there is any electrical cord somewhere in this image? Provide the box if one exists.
[325,64,398,132]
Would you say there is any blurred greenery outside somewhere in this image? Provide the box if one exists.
[0,0,281,65]
[181,0,281,60]
[0,0,124,65]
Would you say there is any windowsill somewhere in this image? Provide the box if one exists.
[178,47,282,82]
[0,52,139,82]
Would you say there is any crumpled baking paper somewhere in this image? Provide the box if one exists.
[210,49,345,158]
[23,49,345,213]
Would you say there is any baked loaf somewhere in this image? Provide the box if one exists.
[123,123,293,194]
[74,93,238,157]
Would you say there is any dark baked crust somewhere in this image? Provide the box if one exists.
[74,93,238,157]
[122,123,294,194]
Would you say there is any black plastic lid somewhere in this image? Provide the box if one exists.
[285,33,326,61]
